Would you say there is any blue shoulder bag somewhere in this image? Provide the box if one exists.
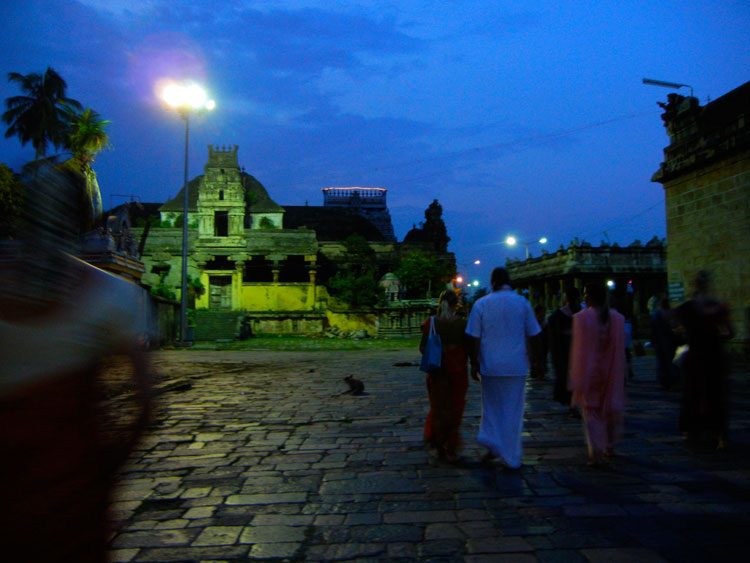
[420,316,442,373]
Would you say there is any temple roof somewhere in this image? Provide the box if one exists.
[160,173,284,214]
[282,206,387,242]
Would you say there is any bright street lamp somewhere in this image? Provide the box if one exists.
[161,81,215,344]
[505,235,547,259]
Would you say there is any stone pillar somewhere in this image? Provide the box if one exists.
[229,211,245,235]
[267,254,284,285]
[307,268,317,304]
[198,212,212,238]
[234,260,244,309]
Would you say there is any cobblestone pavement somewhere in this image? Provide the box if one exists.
[108,349,750,562]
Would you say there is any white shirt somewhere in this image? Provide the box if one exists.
[465,286,541,377]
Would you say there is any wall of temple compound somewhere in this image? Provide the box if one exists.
[652,83,750,357]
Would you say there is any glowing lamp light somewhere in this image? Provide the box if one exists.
[473,259,481,265]
[162,83,215,111]
[505,236,517,246]
[162,84,185,107]
[607,280,616,289]
[472,280,479,286]
[455,276,464,284]
[539,237,548,244]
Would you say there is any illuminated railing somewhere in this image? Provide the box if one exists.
[322,187,387,206]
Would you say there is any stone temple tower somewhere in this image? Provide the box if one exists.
[197,145,245,241]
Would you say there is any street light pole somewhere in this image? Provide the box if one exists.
[180,110,190,344]
[505,235,547,260]
[642,77,694,98]
[161,82,215,345]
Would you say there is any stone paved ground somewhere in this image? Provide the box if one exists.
[107,348,750,562]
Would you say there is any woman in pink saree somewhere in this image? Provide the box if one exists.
[569,282,626,466]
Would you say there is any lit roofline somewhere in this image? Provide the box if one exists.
[322,187,387,191]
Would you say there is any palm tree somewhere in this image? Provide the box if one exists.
[60,108,112,230]
[2,67,82,159]
[66,108,111,164]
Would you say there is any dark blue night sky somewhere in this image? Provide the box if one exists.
[1,0,748,285]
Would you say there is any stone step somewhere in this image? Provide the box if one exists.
[194,310,242,341]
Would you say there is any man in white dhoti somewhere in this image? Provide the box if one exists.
[466,267,540,468]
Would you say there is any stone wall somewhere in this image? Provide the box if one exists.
[652,84,750,357]
[662,153,749,310]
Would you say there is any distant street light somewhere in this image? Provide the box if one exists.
[642,77,694,98]
[161,82,215,344]
[505,235,547,259]
[455,259,481,291]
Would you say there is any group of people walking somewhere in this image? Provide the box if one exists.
[419,266,733,469]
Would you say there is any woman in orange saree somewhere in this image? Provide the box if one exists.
[420,291,471,463]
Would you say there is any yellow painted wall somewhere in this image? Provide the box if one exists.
[326,311,377,333]
[190,270,377,334]
[194,270,317,312]
[239,283,314,311]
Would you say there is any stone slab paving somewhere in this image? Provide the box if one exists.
[107,350,750,562]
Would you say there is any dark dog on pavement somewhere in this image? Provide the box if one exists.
[343,375,365,396]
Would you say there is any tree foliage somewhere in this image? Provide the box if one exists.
[327,234,382,307]
[66,108,111,164]
[395,250,455,299]
[3,68,113,233]
[2,67,83,158]
[0,163,24,237]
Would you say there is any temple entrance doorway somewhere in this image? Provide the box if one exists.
[209,276,232,309]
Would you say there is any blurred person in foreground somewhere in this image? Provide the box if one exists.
[547,286,581,416]
[569,282,626,467]
[650,297,680,390]
[419,290,472,463]
[466,267,540,469]
[674,270,734,449]
[528,304,548,381]
[0,163,152,562]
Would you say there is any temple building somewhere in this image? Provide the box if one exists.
[651,81,749,357]
[506,238,667,339]
[133,145,453,339]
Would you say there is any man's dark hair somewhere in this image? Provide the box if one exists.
[490,267,511,290]
[564,286,581,314]
[584,282,610,324]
